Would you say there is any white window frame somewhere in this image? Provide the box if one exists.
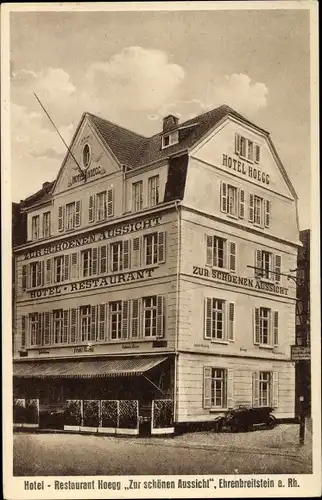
[227,185,238,217]
[110,301,122,340]
[65,202,76,230]
[144,233,158,266]
[236,133,257,163]
[259,371,271,407]
[162,131,179,149]
[30,261,42,288]
[254,195,263,226]
[43,211,51,238]
[210,368,227,409]
[53,309,64,344]
[111,242,123,272]
[54,256,64,283]
[96,191,107,221]
[208,298,225,341]
[132,181,143,212]
[81,249,92,278]
[29,313,39,346]
[148,175,160,207]
[31,215,40,240]
[143,296,157,338]
[80,305,91,342]
[259,307,270,345]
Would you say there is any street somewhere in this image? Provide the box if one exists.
[14,423,312,476]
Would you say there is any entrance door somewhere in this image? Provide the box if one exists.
[151,399,174,435]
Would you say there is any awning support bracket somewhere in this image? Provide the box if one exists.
[143,375,167,397]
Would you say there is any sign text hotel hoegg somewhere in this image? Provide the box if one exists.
[222,154,270,185]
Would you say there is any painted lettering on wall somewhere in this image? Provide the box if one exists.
[68,166,105,186]
[222,154,270,185]
[192,266,288,296]
[28,268,156,298]
[23,216,162,260]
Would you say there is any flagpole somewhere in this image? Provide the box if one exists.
[33,92,86,180]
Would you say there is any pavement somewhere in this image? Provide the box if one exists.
[13,422,312,476]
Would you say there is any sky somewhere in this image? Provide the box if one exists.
[10,7,311,229]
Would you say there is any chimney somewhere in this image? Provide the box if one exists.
[42,181,51,190]
[163,114,179,132]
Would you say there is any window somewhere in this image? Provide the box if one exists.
[66,202,76,230]
[30,261,42,288]
[31,215,40,240]
[111,242,123,272]
[80,305,91,342]
[255,250,281,282]
[206,236,236,271]
[30,313,40,346]
[220,182,245,219]
[205,298,235,342]
[148,175,160,207]
[249,195,270,228]
[254,307,279,346]
[203,367,230,409]
[259,372,271,406]
[235,133,259,163]
[81,249,92,277]
[83,144,91,169]
[43,212,51,238]
[144,233,158,265]
[162,131,179,149]
[132,181,143,212]
[253,372,273,407]
[143,295,165,338]
[53,309,64,344]
[54,256,64,283]
[96,191,107,221]
[110,301,122,340]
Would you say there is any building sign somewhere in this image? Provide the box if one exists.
[28,268,156,298]
[68,166,106,186]
[74,346,94,353]
[291,345,311,361]
[23,216,162,260]
[192,266,289,296]
[222,154,270,185]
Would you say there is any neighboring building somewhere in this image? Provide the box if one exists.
[295,229,310,416]
[12,104,300,432]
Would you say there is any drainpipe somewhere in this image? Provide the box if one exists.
[173,200,181,425]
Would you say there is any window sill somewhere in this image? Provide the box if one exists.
[238,154,253,165]
[206,339,229,345]
[256,344,274,349]
[209,408,228,413]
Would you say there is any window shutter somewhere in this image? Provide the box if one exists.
[264,200,270,228]
[63,254,70,281]
[254,308,260,344]
[274,254,281,283]
[273,311,279,346]
[132,237,141,268]
[98,303,106,341]
[228,302,235,341]
[88,195,95,223]
[255,249,262,278]
[92,247,98,275]
[45,258,52,285]
[255,144,260,163]
[75,200,81,227]
[203,367,212,409]
[131,299,140,338]
[156,295,165,338]
[249,194,254,222]
[235,133,241,154]
[21,315,26,348]
[157,231,166,263]
[220,182,228,213]
[122,300,129,339]
[123,240,130,270]
[107,188,114,217]
[22,265,27,290]
[206,235,213,266]
[205,297,212,339]
[99,245,107,274]
[69,308,78,343]
[90,305,97,341]
[272,372,279,408]
[58,206,64,232]
[252,372,260,407]
[43,312,50,346]
[227,369,234,408]
[239,189,245,219]
[229,241,236,272]
[63,310,69,343]
[70,252,78,279]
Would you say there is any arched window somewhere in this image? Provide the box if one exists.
[83,144,91,169]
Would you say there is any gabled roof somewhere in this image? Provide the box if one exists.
[21,181,55,209]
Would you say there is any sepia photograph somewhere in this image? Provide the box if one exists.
[2,1,320,498]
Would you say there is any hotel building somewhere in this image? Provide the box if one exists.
[13,105,300,431]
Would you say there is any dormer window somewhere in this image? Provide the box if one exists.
[162,131,179,149]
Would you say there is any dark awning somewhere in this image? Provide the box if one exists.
[13,356,168,379]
